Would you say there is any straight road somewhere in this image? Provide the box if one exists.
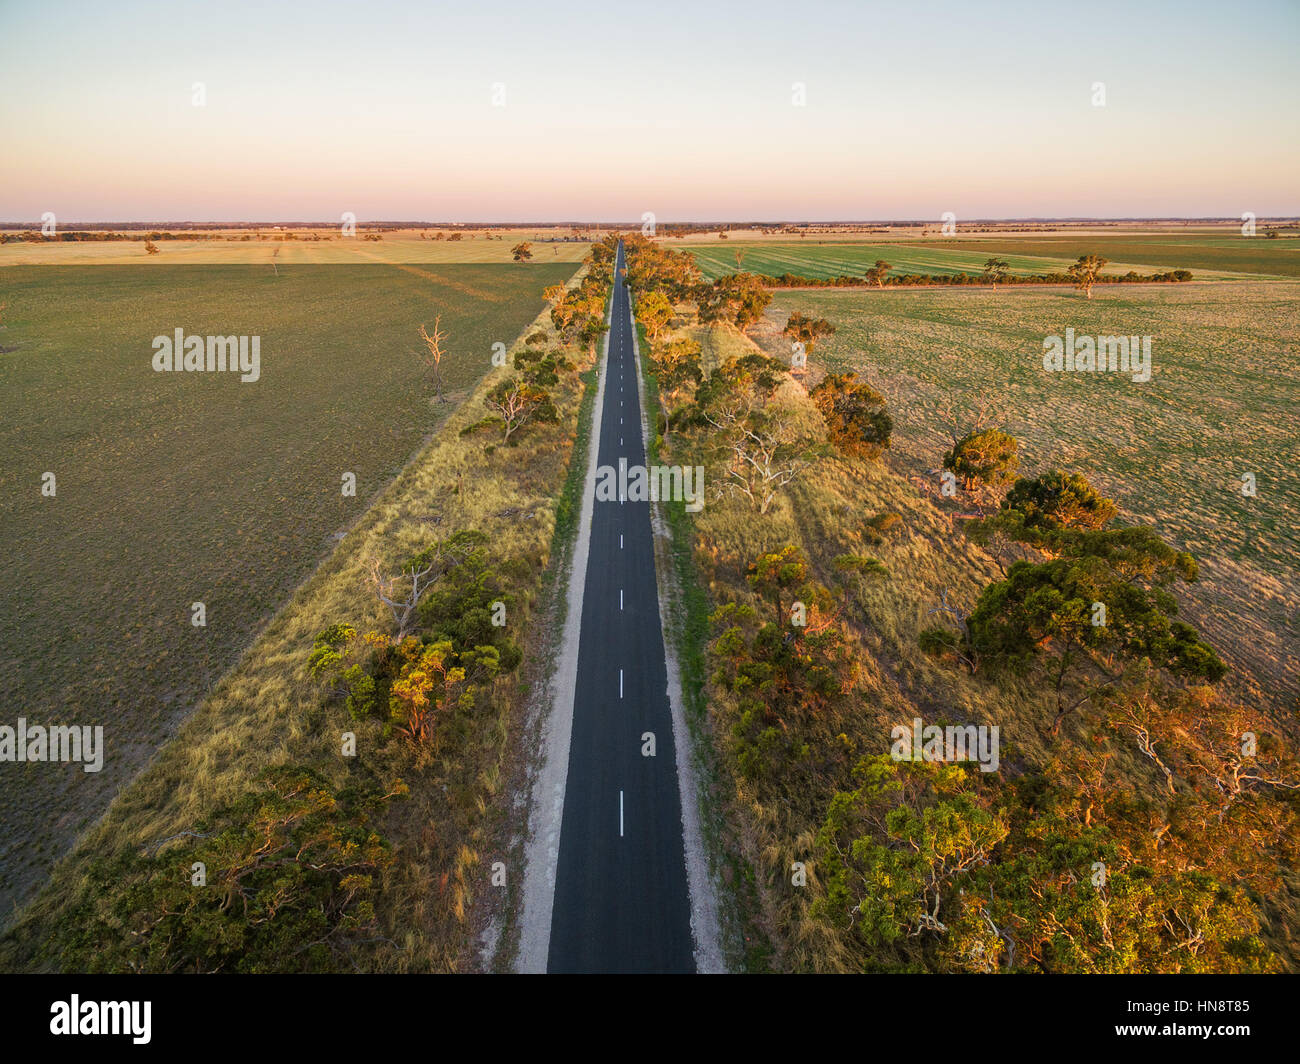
[546,240,695,973]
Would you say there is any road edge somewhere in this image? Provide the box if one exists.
[513,267,614,972]
[629,291,726,974]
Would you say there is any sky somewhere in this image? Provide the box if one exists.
[1,0,1297,221]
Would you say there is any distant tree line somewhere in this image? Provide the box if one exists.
[742,264,1194,290]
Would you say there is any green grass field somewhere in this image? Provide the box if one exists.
[682,234,1296,282]
[747,281,1300,716]
[920,234,1300,279]
[0,260,574,913]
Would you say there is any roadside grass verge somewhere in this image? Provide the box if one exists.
[633,316,757,970]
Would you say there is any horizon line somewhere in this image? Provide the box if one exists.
[4,216,1298,229]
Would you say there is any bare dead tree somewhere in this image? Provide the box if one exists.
[364,535,479,639]
[484,377,551,442]
[703,397,815,515]
[418,316,449,401]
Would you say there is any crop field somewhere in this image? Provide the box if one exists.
[682,233,1296,283]
[746,281,1300,717]
[0,233,595,267]
[919,234,1300,279]
[0,259,574,913]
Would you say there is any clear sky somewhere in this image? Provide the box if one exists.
[1,0,1296,221]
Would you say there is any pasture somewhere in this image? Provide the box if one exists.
[681,233,1295,282]
[920,233,1300,279]
[747,281,1300,716]
[0,259,574,913]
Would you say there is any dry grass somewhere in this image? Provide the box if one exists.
[0,231,596,267]
[748,282,1300,717]
[0,264,600,972]
[657,281,1298,970]
[0,260,573,914]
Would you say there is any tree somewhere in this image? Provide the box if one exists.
[364,531,488,640]
[782,312,836,359]
[1103,684,1300,829]
[810,372,892,460]
[711,563,853,790]
[513,346,565,387]
[692,352,785,414]
[544,284,575,335]
[864,259,891,288]
[418,316,449,401]
[696,273,772,333]
[1001,470,1118,533]
[745,545,809,625]
[982,257,1009,288]
[814,757,1009,955]
[943,428,1019,493]
[651,337,702,434]
[704,395,823,515]
[635,289,674,342]
[975,470,1119,557]
[968,555,1226,732]
[484,376,558,442]
[511,242,533,262]
[1059,525,1199,586]
[811,751,1277,973]
[387,638,467,745]
[77,765,404,973]
[1068,254,1108,299]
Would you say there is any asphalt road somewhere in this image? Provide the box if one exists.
[546,241,695,973]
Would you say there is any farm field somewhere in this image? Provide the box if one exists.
[919,234,1300,279]
[0,232,595,267]
[0,259,574,915]
[681,238,1273,283]
[749,281,1300,717]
